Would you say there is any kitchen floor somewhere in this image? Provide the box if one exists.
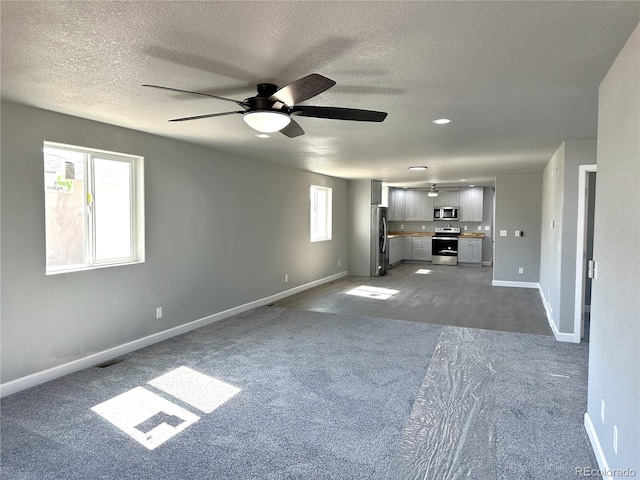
[274,263,553,336]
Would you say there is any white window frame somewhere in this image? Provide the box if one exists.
[44,141,145,274]
[310,185,332,242]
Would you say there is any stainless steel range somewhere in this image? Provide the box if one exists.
[432,227,461,265]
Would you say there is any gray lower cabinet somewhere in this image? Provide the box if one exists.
[389,237,402,265]
[400,237,412,261]
[458,238,482,264]
[412,237,432,261]
[389,236,432,267]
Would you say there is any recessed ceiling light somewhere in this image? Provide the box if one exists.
[460,179,467,182]
[433,118,452,125]
[408,166,428,171]
[255,134,271,138]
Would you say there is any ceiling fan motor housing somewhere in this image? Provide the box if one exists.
[244,83,285,112]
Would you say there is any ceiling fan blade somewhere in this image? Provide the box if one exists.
[291,105,387,122]
[168,111,244,122]
[143,84,247,107]
[280,118,305,138]
[269,74,336,106]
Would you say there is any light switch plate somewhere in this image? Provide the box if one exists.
[500,230,507,237]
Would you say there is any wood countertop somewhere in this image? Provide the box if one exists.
[388,231,434,238]
[388,231,485,239]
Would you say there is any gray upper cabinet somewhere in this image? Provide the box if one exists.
[390,187,437,221]
[389,188,406,221]
[371,180,382,205]
[459,187,484,221]
[418,191,434,221]
[405,189,421,220]
[434,188,460,207]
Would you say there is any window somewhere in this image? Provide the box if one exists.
[44,142,144,274]
[310,185,332,242]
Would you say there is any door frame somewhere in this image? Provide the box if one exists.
[573,164,597,342]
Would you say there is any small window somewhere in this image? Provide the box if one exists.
[310,185,332,242]
[44,142,144,274]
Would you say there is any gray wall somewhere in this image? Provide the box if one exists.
[481,187,494,263]
[493,174,542,283]
[539,139,597,334]
[1,102,348,384]
[587,23,639,472]
[347,179,373,276]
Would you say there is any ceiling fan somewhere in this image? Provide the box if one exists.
[428,184,439,197]
[143,73,387,138]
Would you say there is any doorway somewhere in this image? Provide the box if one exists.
[574,165,597,342]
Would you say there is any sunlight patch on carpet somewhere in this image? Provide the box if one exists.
[91,386,199,450]
[91,366,241,450]
[345,285,400,300]
[148,366,241,413]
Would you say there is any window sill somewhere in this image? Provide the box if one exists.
[45,260,145,276]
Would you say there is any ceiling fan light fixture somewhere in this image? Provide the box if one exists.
[427,184,439,197]
[243,111,291,133]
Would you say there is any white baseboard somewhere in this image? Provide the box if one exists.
[584,412,613,479]
[482,260,493,267]
[548,317,578,343]
[0,271,348,398]
[538,285,580,343]
[491,280,540,288]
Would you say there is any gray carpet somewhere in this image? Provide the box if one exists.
[0,306,597,479]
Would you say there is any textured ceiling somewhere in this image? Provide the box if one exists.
[2,1,638,187]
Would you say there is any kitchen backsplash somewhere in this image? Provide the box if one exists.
[388,221,492,235]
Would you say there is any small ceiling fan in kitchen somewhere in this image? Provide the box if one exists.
[143,73,387,138]
[428,184,439,197]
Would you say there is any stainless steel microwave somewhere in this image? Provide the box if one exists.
[434,207,459,220]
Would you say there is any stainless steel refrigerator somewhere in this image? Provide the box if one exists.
[370,206,389,276]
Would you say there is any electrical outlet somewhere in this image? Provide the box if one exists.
[478,226,482,231]
[485,225,490,231]
[338,260,341,267]
[421,225,425,230]
[518,267,524,274]
[515,230,521,237]
[601,399,605,423]
[400,224,404,230]
[285,274,288,282]
[613,425,618,454]
[156,307,163,319]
